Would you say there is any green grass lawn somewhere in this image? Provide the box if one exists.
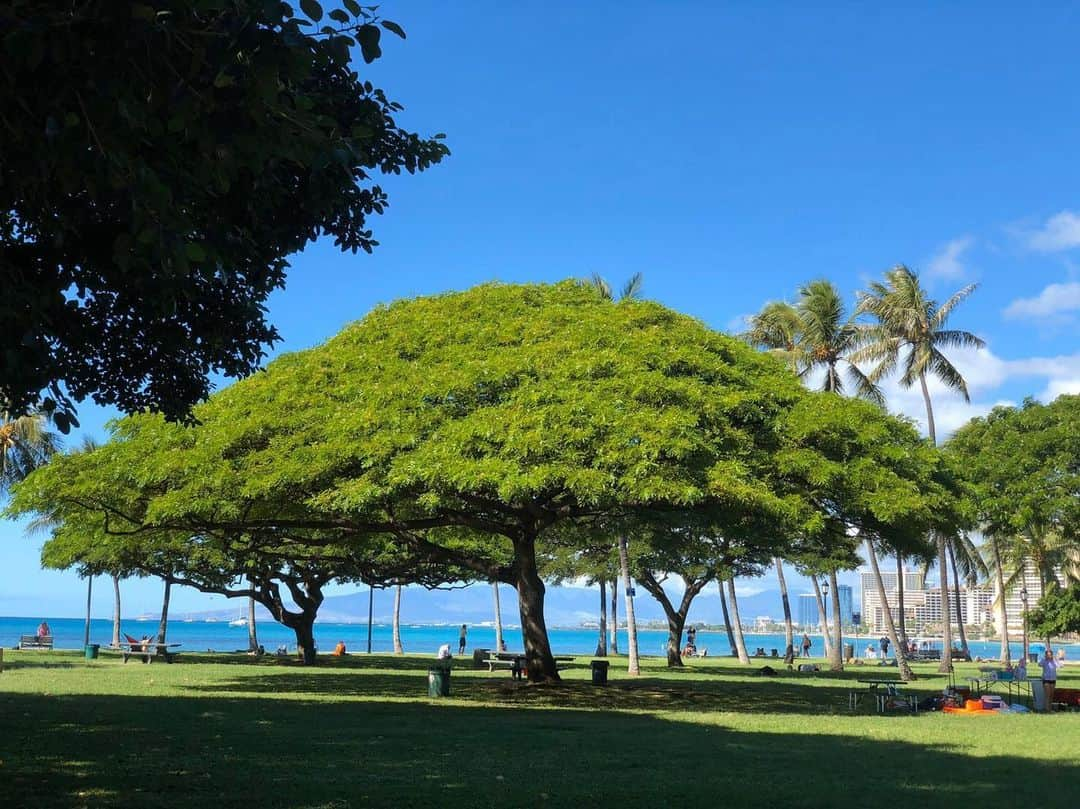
[1,650,1077,808]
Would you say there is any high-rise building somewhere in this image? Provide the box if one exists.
[797,594,819,628]
[836,584,853,626]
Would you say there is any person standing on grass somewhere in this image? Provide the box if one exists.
[1040,648,1059,711]
[879,635,890,658]
[801,633,812,658]
[458,624,467,656]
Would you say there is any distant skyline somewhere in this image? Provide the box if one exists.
[3,2,1079,618]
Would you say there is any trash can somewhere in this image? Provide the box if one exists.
[843,643,854,660]
[1028,652,1039,663]
[590,659,610,685]
[84,644,100,660]
[427,666,450,697]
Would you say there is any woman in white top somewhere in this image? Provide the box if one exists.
[1039,648,1059,711]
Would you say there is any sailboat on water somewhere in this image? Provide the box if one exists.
[228,612,248,628]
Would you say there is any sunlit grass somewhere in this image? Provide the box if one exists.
[1,650,1077,807]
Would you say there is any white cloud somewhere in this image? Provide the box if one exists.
[1041,377,1080,400]
[927,236,974,280]
[1028,211,1080,252]
[1003,281,1080,320]
[725,313,751,334]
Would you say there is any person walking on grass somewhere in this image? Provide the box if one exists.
[458,624,467,656]
[1040,648,1059,711]
[801,633,812,658]
[879,635,890,658]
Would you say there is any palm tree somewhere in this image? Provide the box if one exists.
[596,579,607,656]
[492,582,503,653]
[618,534,640,675]
[247,594,259,651]
[864,536,917,681]
[946,532,988,659]
[982,534,1012,663]
[0,410,59,493]
[393,584,404,655]
[773,558,795,661]
[609,578,619,654]
[717,578,737,655]
[111,574,122,649]
[587,272,643,301]
[796,280,883,404]
[723,577,750,664]
[854,265,984,673]
[742,300,801,371]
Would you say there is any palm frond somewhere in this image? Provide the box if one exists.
[931,283,979,330]
[620,272,644,301]
[929,349,972,402]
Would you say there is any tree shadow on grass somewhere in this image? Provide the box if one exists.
[179,668,940,717]
[0,691,1075,809]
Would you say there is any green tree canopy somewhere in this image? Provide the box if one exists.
[1,1,447,427]
[11,282,952,681]
[1027,584,1080,639]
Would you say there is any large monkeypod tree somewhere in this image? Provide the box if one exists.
[17,282,828,681]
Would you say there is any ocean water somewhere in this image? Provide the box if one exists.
[4,615,1074,659]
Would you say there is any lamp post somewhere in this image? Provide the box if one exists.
[1020,586,1029,663]
[367,583,375,654]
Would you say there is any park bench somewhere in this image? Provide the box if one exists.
[18,634,53,650]
[849,678,918,713]
[485,652,574,678]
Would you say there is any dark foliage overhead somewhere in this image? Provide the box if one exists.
[0,0,448,429]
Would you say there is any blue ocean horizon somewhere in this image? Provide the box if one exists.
[5,615,1074,660]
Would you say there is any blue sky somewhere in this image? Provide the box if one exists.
[3,2,1079,619]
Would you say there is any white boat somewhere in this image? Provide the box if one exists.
[229,614,248,627]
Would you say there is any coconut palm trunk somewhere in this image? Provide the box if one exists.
[393,584,404,655]
[918,371,954,673]
[618,535,639,675]
[247,595,259,651]
[492,582,503,653]
[609,578,619,654]
[596,580,607,656]
[948,543,970,660]
[774,558,795,660]
[828,570,843,671]
[810,577,833,659]
[718,579,737,654]
[83,575,93,648]
[111,574,121,649]
[895,554,910,649]
[724,577,750,665]
[865,539,916,682]
[156,578,172,646]
[990,537,1010,664]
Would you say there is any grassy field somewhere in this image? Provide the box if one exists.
[1,650,1077,808]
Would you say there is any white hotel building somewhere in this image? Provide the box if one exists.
[859,561,1063,635]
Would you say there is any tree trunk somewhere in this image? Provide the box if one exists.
[84,575,93,648]
[828,570,843,671]
[492,582,503,653]
[991,537,1010,664]
[725,577,750,665]
[895,553,909,649]
[290,614,318,665]
[718,578,737,654]
[247,595,258,651]
[636,571,709,668]
[919,371,953,674]
[774,558,794,660]
[866,539,915,681]
[514,535,559,682]
[156,578,171,645]
[948,542,970,660]
[810,578,833,659]
[609,578,619,654]
[596,580,607,656]
[111,574,121,648]
[393,584,404,655]
[618,535,639,676]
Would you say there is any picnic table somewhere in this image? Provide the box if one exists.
[850,678,918,713]
[116,642,182,664]
[485,652,575,678]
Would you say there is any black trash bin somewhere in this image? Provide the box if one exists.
[428,666,450,697]
[590,659,610,685]
[843,643,854,660]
